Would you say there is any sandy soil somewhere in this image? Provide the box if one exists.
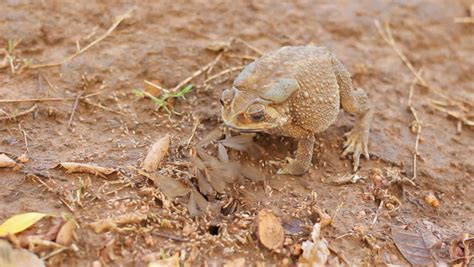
[1,0,473,266]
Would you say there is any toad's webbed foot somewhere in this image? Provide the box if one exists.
[342,125,370,172]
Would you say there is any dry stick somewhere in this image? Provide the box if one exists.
[171,51,223,92]
[408,70,423,181]
[454,17,474,23]
[206,52,223,74]
[29,8,135,69]
[372,199,384,225]
[68,92,83,127]
[186,116,200,146]
[235,38,264,55]
[0,91,101,104]
[83,99,126,116]
[204,66,245,83]
[29,174,76,213]
[374,20,470,108]
[0,104,37,121]
[18,123,29,152]
[145,80,169,93]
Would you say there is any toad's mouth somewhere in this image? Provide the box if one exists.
[223,123,264,133]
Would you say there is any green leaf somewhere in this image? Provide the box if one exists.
[132,89,145,97]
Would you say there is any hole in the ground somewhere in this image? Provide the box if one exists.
[208,225,220,236]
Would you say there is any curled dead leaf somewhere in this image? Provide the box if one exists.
[256,209,284,250]
[142,134,171,172]
[58,162,116,177]
[89,213,147,233]
[0,154,16,168]
[56,219,77,246]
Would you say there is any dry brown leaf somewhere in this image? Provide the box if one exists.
[196,127,223,147]
[89,213,147,233]
[0,154,16,168]
[56,219,77,246]
[138,169,190,198]
[257,209,284,250]
[449,233,472,266]
[298,223,330,267]
[58,162,116,177]
[391,226,434,266]
[0,240,45,267]
[142,134,171,172]
[148,252,180,267]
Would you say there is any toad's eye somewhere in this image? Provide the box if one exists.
[246,103,266,122]
[220,89,234,106]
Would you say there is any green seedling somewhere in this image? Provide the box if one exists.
[133,84,193,113]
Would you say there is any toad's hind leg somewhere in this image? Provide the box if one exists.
[333,58,373,171]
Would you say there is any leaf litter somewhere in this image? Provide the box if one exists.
[391,226,435,266]
[142,134,171,172]
[56,162,116,177]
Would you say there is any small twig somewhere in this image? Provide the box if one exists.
[41,247,68,261]
[29,8,135,69]
[42,73,58,92]
[454,17,474,23]
[331,202,344,223]
[224,53,259,60]
[83,99,126,116]
[372,200,384,225]
[235,38,264,55]
[186,116,200,146]
[374,20,471,108]
[18,123,29,153]
[171,52,223,92]
[0,104,37,121]
[68,92,83,127]
[0,91,101,104]
[408,69,423,181]
[145,80,169,93]
[29,174,76,213]
[204,66,245,83]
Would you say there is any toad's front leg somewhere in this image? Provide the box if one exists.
[277,134,315,176]
[341,88,373,172]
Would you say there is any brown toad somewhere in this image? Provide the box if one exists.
[221,46,373,175]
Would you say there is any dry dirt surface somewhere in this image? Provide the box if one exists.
[1,0,473,266]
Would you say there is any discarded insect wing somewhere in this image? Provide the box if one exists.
[196,170,214,196]
[208,169,228,193]
[240,164,265,182]
[196,148,220,167]
[187,190,210,217]
[196,127,223,147]
[218,143,229,163]
[139,170,190,198]
[211,162,241,183]
[220,135,263,157]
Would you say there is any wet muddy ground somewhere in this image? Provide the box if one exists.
[1,0,473,266]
